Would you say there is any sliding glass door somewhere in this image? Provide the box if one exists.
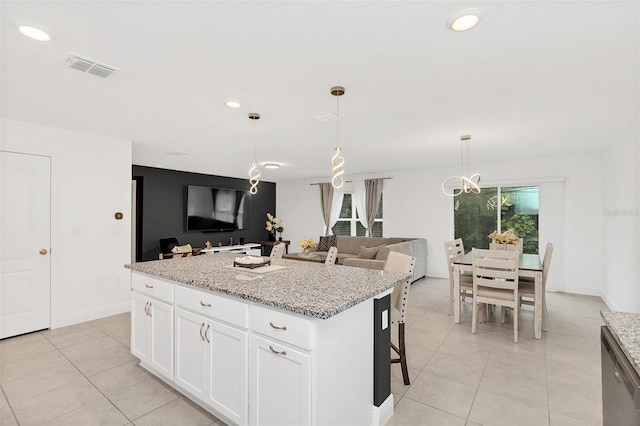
[454,186,539,254]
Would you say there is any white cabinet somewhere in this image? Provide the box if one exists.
[174,308,208,399]
[249,305,312,425]
[250,335,311,426]
[131,291,174,380]
[174,286,248,426]
[130,270,377,426]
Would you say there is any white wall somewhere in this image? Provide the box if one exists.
[278,152,604,297]
[1,118,133,327]
[601,117,639,312]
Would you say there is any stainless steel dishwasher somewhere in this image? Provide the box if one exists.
[601,325,640,425]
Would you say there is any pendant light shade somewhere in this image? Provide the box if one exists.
[442,134,481,196]
[330,86,345,189]
[248,112,261,195]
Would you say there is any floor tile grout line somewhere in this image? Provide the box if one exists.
[397,392,469,423]
[0,385,21,426]
[38,328,136,425]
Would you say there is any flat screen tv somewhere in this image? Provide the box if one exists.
[186,185,250,232]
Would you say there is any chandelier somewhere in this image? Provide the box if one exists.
[330,86,345,189]
[442,134,481,196]
[248,112,261,195]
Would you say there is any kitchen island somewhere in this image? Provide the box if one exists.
[126,254,408,426]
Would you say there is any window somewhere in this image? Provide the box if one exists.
[454,186,539,254]
[332,194,383,237]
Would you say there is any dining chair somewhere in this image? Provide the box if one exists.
[519,242,553,331]
[269,242,286,263]
[472,248,520,342]
[444,239,473,315]
[324,246,338,265]
[385,251,416,385]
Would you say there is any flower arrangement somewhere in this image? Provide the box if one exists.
[488,229,519,245]
[299,238,315,250]
[265,213,282,235]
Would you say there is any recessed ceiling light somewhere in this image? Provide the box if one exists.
[264,162,281,169]
[18,25,51,41]
[224,100,241,108]
[448,8,484,32]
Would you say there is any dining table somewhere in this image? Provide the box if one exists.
[453,252,545,339]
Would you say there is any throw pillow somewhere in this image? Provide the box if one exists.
[358,244,383,259]
[317,235,337,252]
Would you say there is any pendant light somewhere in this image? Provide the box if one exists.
[442,134,481,196]
[248,112,261,194]
[330,86,345,189]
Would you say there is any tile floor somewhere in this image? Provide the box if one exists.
[0,277,605,425]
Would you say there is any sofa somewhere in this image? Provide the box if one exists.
[314,236,427,281]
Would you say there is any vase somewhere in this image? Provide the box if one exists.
[267,233,275,242]
[278,236,283,241]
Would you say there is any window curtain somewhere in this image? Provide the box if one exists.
[352,178,384,236]
[364,178,384,236]
[320,183,344,236]
[351,180,368,231]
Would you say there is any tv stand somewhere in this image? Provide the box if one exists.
[200,243,261,256]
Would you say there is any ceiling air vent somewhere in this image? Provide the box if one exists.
[64,53,118,78]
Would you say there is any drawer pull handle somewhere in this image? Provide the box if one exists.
[147,302,152,317]
[204,324,210,343]
[144,302,150,316]
[269,322,287,331]
[269,345,286,356]
[199,322,205,341]
[145,284,154,289]
[200,301,212,307]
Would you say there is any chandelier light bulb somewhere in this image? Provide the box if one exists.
[331,147,345,189]
[442,134,482,196]
[249,160,261,194]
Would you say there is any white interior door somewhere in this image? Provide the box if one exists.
[1,151,51,339]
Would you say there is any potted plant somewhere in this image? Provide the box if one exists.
[265,213,282,242]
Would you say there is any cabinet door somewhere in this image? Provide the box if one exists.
[149,298,174,380]
[174,308,208,399]
[131,293,151,363]
[250,335,311,426]
[207,321,248,425]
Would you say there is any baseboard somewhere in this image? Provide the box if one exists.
[371,394,394,426]
[549,285,602,297]
[51,302,130,329]
[600,292,621,311]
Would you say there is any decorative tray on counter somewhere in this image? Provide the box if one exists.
[233,259,271,269]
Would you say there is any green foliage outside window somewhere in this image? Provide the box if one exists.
[454,186,539,254]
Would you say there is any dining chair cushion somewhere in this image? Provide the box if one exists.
[518,281,535,294]
[477,287,516,301]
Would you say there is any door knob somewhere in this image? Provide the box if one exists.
[39,249,48,255]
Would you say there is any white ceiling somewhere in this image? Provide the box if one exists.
[2,1,639,183]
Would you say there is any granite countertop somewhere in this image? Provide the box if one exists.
[125,254,408,320]
[601,310,640,377]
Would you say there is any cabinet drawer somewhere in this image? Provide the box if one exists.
[175,285,248,329]
[251,304,312,350]
[132,273,174,303]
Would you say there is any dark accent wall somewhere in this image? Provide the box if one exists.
[133,165,276,262]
